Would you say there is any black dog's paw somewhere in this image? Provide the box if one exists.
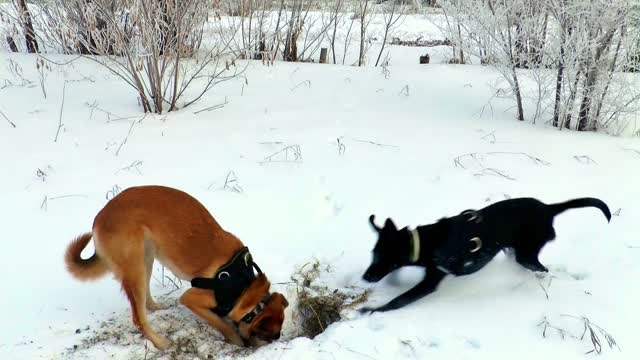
[358,306,378,314]
[532,265,549,273]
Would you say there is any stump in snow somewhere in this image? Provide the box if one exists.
[319,48,328,64]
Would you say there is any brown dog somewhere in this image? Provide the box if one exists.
[64,185,288,350]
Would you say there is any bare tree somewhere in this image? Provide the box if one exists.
[375,0,406,67]
[357,0,373,66]
[16,0,38,53]
[438,0,527,121]
[328,0,346,64]
[437,0,639,130]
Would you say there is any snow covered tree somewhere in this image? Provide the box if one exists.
[437,0,640,132]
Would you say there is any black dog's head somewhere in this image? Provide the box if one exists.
[362,215,410,283]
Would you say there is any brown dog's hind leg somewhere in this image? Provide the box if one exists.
[180,288,244,346]
[122,272,170,350]
[143,245,165,312]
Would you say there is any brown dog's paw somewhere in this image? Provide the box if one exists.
[152,335,171,351]
[146,300,169,312]
[227,333,246,347]
[247,336,269,347]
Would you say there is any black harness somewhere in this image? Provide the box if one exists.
[433,209,499,276]
[190,247,267,322]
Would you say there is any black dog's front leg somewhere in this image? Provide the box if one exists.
[360,268,447,313]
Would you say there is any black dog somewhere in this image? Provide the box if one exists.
[360,197,611,313]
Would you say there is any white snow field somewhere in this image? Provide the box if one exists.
[1,11,639,360]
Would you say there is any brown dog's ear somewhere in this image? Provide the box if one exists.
[369,214,381,232]
[272,293,289,308]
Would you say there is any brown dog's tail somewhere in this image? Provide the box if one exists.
[548,197,611,222]
[65,232,110,281]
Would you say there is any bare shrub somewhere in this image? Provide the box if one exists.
[37,0,245,114]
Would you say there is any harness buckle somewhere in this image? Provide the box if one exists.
[461,209,480,223]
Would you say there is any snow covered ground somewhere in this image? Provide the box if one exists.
[1,12,640,360]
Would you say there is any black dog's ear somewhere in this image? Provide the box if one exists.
[369,214,382,232]
[384,218,397,231]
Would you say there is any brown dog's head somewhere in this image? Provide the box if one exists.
[239,292,288,343]
[231,275,288,345]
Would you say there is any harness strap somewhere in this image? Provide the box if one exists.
[190,247,264,317]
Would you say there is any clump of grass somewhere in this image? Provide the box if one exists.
[290,259,370,339]
[537,314,621,355]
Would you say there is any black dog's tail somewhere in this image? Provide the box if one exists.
[548,197,611,222]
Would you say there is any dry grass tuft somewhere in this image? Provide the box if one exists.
[289,259,370,339]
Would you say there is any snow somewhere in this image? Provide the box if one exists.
[1,12,640,360]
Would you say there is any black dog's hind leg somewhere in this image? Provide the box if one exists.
[515,253,548,273]
[514,227,554,273]
[360,268,447,313]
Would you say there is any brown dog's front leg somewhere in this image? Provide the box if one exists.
[179,288,245,346]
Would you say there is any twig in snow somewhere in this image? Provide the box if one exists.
[261,145,303,164]
[333,341,378,360]
[291,80,311,92]
[475,92,499,120]
[211,170,243,193]
[193,97,228,114]
[337,137,346,155]
[0,109,16,128]
[480,131,496,143]
[290,67,301,78]
[5,59,34,87]
[105,184,122,200]
[574,155,597,164]
[36,168,48,182]
[454,153,481,169]
[455,152,550,169]
[537,316,569,340]
[351,138,399,149]
[85,101,135,123]
[399,85,410,97]
[50,194,88,200]
[400,340,417,358]
[163,275,183,290]
[36,57,50,99]
[54,81,67,142]
[538,315,620,354]
[455,153,519,181]
[116,160,144,174]
[258,141,285,145]
[115,116,146,156]
[560,315,620,354]
[474,168,516,181]
[622,148,640,156]
[537,275,553,300]
[485,152,551,166]
[380,56,391,79]
[41,194,88,211]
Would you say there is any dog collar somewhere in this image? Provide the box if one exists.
[409,228,421,263]
[240,293,273,324]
